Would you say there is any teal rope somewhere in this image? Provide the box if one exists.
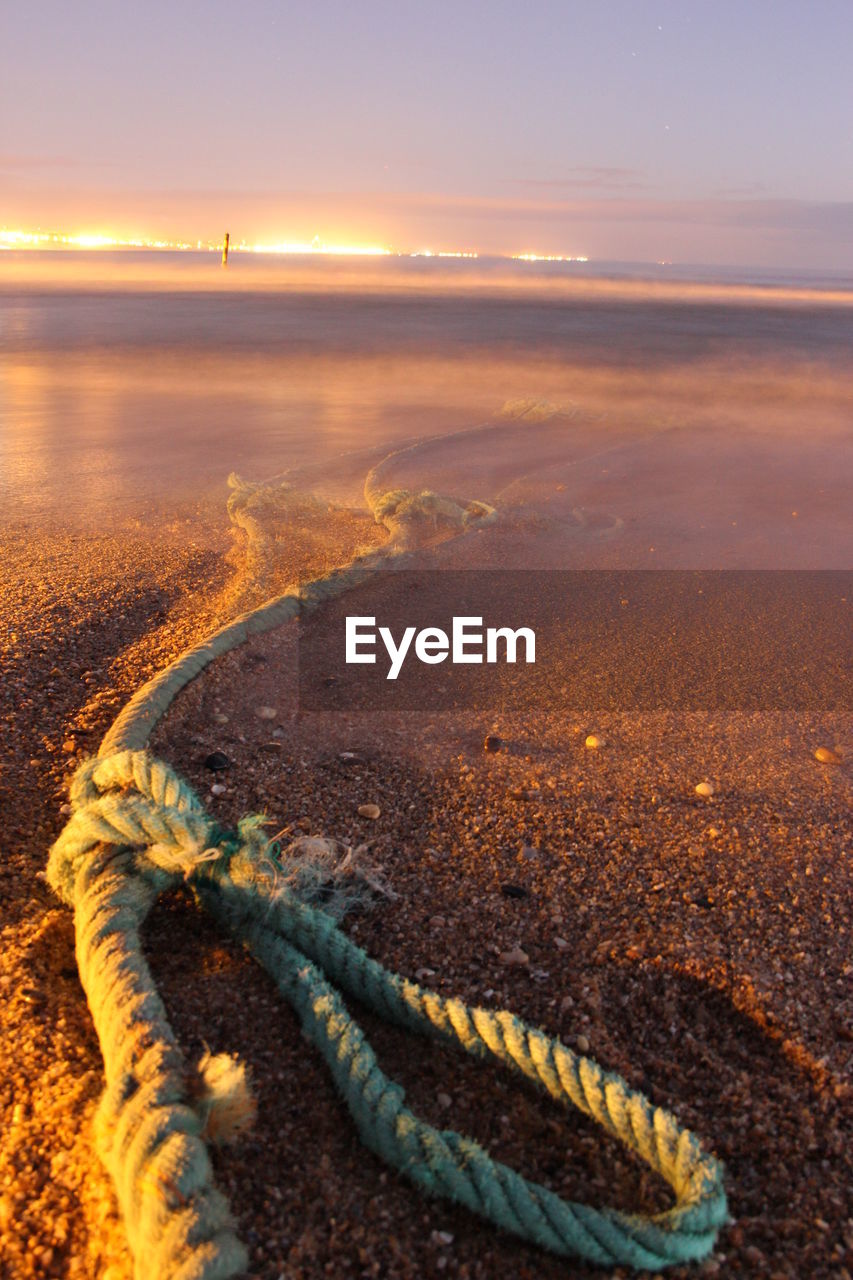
[49,751,727,1278]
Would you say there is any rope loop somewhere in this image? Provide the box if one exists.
[47,750,728,1279]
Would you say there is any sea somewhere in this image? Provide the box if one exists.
[2,250,852,568]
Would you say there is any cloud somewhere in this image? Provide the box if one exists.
[383,191,853,237]
[508,166,650,191]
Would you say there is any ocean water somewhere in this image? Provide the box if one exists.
[1,251,852,568]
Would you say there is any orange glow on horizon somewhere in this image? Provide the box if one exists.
[0,226,588,262]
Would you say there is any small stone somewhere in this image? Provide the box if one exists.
[204,751,230,772]
[554,936,569,951]
[62,738,77,753]
[357,803,381,820]
[694,780,715,798]
[431,1230,454,1246]
[576,1034,590,1054]
[213,712,229,725]
[210,783,226,796]
[499,946,529,966]
[519,844,541,861]
[814,745,842,765]
[436,1092,452,1110]
[707,826,721,839]
[501,883,529,899]
[584,734,602,749]
[255,706,277,720]
[59,803,72,815]
[429,915,446,929]
[483,734,503,753]
[258,742,283,754]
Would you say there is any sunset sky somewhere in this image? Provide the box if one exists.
[3,0,853,266]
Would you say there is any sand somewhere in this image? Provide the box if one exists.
[142,550,851,1280]
[0,512,231,1280]
[2,478,852,1279]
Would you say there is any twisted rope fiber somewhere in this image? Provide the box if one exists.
[49,750,727,1277]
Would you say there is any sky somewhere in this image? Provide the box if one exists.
[2,0,853,266]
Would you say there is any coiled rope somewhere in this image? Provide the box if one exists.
[48,747,726,1279]
[47,478,726,1277]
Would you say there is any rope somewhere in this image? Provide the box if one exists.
[48,750,727,1278]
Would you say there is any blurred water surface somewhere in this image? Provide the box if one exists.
[1,252,851,566]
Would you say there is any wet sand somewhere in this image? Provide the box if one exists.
[142,512,851,1280]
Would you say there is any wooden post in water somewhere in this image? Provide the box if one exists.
[221,232,230,267]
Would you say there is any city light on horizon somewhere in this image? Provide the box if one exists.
[0,226,588,262]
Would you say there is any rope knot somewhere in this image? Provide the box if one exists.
[47,750,267,904]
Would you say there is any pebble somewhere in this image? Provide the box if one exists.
[554,936,569,951]
[499,946,529,966]
[210,783,226,796]
[357,803,381,819]
[436,1092,452,1110]
[576,1034,591,1054]
[814,745,841,765]
[255,706,277,720]
[213,712,229,725]
[695,780,715,798]
[584,734,602,749]
[483,734,503,753]
[62,738,77,753]
[203,750,231,772]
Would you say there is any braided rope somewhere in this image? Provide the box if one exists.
[49,751,727,1278]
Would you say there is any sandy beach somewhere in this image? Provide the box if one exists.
[1,270,851,1278]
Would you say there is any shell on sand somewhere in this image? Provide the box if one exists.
[695,781,715,798]
[584,734,603,750]
[814,746,842,765]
